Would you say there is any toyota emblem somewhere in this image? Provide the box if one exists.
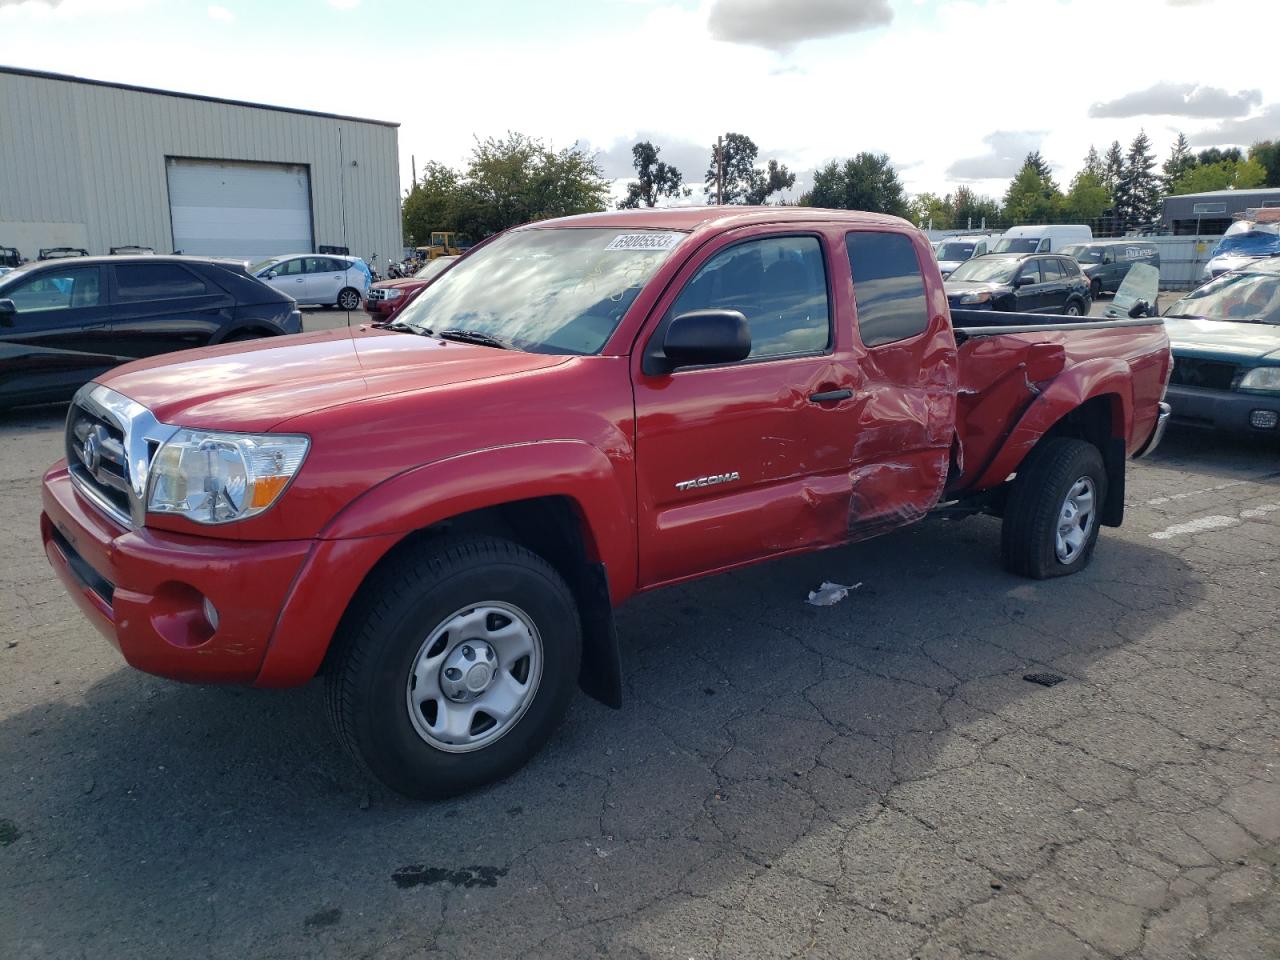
[81,432,102,474]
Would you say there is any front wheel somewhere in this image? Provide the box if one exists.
[1001,438,1108,579]
[337,287,362,310]
[1064,300,1083,317]
[325,535,583,799]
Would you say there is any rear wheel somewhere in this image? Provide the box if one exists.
[1064,300,1083,317]
[337,287,362,310]
[1001,438,1107,579]
[325,535,582,799]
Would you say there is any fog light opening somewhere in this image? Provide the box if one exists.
[1249,409,1279,430]
[202,596,220,633]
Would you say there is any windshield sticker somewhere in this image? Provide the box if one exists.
[605,233,683,252]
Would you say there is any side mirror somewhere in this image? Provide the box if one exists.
[651,310,751,373]
[0,299,15,327]
[266,271,278,280]
[1015,275,1037,287]
[1128,299,1151,319]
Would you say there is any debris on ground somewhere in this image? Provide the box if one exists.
[1023,672,1065,688]
[806,582,862,607]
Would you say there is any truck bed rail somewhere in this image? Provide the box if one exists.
[951,308,1163,342]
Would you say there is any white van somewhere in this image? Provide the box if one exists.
[994,225,1093,255]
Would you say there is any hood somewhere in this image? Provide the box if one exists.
[371,277,425,291]
[101,327,570,431]
[1163,316,1280,364]
[945,280,1006,297]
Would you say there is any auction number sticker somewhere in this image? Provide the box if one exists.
[605,233,684,252]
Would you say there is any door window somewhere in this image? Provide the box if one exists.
[668,235,830,360]
[1037,238,1051,252]
[1041,258,1065,282]
[7,268,101,313]
[845,231,930,347]
[115,263,208,301]
[325,258,349,272]
[273,258,305,276]
[1018,261,1043,285]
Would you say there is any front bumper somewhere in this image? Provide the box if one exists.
[1165,385,1280,434]
[41,464,399,686]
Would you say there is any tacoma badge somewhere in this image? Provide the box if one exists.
[675,471,741,492]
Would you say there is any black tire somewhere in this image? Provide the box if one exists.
[1001,438,1108,580]
[337,287,362,310]
[223,331,265,343]
[1063,299,1084,317]
[325,535,582,799]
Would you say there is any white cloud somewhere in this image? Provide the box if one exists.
[1090,82,1262,119]
[207,4,233,22]
[708,0,892,52]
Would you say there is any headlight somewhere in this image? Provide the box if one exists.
[384,288,402,300]
[148,430,309,524]
[1239,367,1280,393]
[959,291,992,304]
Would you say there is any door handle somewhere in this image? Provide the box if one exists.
[85,322,107,331]
[809,388,853,403]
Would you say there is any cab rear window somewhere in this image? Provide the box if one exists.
[845,232,929,347]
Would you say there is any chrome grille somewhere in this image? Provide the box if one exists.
[1169,357,1239,391]
[367,288,389,302]
[65,384,179,528]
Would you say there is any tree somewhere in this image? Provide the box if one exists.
[618,141,686,209]
[1113,130,1161,230]
[456,132,610,238]
[1161,132,1196,194]
[952,185,1002,230]
[401,161,464,246]
[1196,147,1243,166]
[1002,156,1063,223]
[799,153,907,216]
[1170,157,1268,195]
[704,133,794,205]
[1248,141,1280,188]
[1081,145,1105,181]
[1102,140,1125,193]
[1062,170,1110,224]
[908,192,955,230]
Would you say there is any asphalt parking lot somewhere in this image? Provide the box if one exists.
[2,379,1278,958]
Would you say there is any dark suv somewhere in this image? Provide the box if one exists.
[943,253,1092,315]
[0,256,302,408]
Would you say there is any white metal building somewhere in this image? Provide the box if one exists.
[0,66,401,268]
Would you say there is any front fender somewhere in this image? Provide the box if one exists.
[971,358,1133,492]
[319,440,637,605]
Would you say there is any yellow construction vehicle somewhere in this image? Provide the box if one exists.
[416,232,462,260]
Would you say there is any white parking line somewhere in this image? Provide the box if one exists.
[1149,501,1280,540]
[1150,516,1242,540]
[1147,480,1249,506]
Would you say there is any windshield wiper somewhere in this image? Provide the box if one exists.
[437,329,513,350]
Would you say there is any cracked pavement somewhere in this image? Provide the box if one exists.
[1,405,1277,960]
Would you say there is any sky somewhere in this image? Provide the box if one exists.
[1,0,1277,206]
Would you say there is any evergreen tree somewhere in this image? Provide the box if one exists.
[1081,145,1104,181]
[1113,131,1161,231]
[1002,156,1063,223]
[952,185,1002,230]
[1024,151,1053,179]
[800,153,906,216]
[1102,141,1125,193]
[1162,132,1196,192]
[1247,141,1280,187]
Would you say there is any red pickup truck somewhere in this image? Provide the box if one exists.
[41,208,1171,798]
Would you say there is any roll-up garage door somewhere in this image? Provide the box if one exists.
[167,158,313,261]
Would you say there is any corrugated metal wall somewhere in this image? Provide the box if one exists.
[0,69,401,268]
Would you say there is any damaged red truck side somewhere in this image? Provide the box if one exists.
[41,208,1172,798]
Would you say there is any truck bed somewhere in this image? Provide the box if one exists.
[947,310,1169,499]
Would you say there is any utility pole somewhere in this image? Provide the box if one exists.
[716,135,724,205]
[411,154,416,188]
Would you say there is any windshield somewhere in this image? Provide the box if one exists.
[994,238,1040,253]
[948,258,1020,284]
[936,242,976,261]
[413,257,455,280]
[1211,231,1280,258]
[1168,271,1280,325]
[1062,244,1102,263]
[392,228,683,355]
[250,258,281,274]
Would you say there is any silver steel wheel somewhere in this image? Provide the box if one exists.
[1065,303,1082,316]
[1055,476,1096,564]
[338,289,361,310]
[405,602,543,754]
